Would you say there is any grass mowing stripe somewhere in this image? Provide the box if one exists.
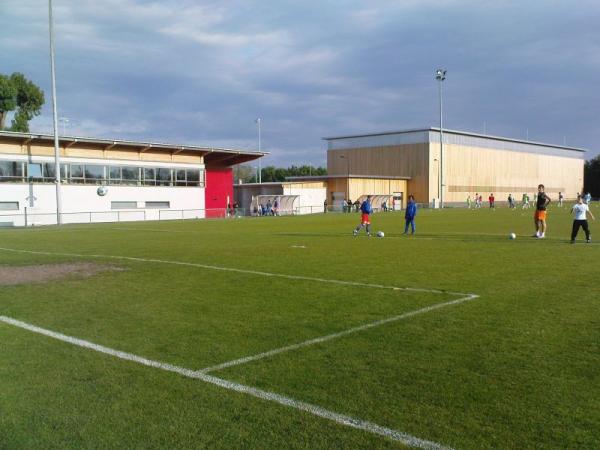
[0,315,452,450]
[200,294,479,373]
[0,246,475,296]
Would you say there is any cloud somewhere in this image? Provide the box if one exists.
[4,0,600,165]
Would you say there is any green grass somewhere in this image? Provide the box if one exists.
[1,205,599,449]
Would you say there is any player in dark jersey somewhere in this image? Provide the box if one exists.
[353,195,373,236]
[533,184,551,238]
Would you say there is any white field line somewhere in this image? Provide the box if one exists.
[200,294,479,373]
[0,247,475,297]
[0,315,452,450]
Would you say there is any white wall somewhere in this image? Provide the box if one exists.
[0,183,205,226]
[283,186,327,214]
[0,153,206,226]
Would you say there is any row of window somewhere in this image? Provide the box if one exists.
[0,201,171,211]
[0,161,204,187]
[111,201,170,209]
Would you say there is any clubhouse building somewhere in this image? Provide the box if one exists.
[0,130,264,226]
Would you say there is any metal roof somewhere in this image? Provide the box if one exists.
[0,130,267,166]
[323,127,586,153]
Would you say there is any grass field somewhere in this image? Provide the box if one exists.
[1,204,599,449]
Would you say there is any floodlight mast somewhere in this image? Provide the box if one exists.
[49,0,63,225]
[256,118,262,183]
[435,69,446,208]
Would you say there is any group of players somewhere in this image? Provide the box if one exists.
[352,185,595,243]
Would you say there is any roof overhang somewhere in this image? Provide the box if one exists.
[0,130,267,166]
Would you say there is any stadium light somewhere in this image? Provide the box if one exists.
[49,0,63,225]
[435,68,446,208]
[255,118,262,184]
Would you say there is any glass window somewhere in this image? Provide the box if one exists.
[85,165,105,181]
[143,168,156,186]
[27,163,43,179]
[145,201,170,209]
[176,169,186,185]
[156,168,172,185]
[70,164,84,178]
[111,201,138,210]
[0,161,23,181]
[187,169,200,183]
[0,202,19,210]
[121,166,139,184]
[109,166,121,179]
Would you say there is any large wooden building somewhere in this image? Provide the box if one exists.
[325,128,585,206]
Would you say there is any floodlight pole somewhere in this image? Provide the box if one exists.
[436,69,446,208]
[49,0,63,225]
[256,118,262,183]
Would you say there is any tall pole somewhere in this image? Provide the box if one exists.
[256,118,262,184]
[49,0,62,225]
[436,69,446,208]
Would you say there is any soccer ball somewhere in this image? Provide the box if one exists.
[509,232,516,240]
[377,231,385,238]
[97,186,108,196]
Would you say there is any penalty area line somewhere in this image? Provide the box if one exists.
[200,294,479,373]
[0,315,452,450]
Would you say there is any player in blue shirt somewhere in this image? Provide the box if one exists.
[404,195,417,234]
[353,195,373,236]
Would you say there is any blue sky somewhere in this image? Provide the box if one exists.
[2,0,599,166]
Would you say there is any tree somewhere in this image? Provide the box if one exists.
[0,72,45,132]
[584,156,600,198]
[237,164,328,183]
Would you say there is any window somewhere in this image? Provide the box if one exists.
[0,161,23,182]
[145,201,170,209]
[0,202,19,211]
[186,169,200,186]
[27,163,43,179]
[70,164,84,178]
[176,169,187,185]
[156,168,172,186]
[85,165,105,183]
[121,166,139,185]
[109,166,121,185]
[111,201,138,210]
[43,163,68,180]
[143,168,156,186]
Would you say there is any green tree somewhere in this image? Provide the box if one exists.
[0,72,45,132]
[584,156,600,198]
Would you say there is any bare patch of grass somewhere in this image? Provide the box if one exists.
[0,263,123,286]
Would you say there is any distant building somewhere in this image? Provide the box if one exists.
[0,131,264,226]
[324,128,585,206]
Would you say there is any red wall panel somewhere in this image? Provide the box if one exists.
[205,168,233,217]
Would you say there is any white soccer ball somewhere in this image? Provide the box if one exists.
[509,232,516,240]
[97,186,108,196]
[377,231,385,238]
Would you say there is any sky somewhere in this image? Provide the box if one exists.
[2,0,599,166]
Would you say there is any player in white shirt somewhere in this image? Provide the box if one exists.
[570,195,595,243]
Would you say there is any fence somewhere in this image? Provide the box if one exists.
[0,205,329,227]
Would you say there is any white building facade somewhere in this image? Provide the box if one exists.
[0,131,263,226]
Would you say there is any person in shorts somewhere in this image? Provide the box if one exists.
[533,184,551,238]
[570,195,595,243]
[353,195,373,236]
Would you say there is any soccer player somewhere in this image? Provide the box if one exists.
[488,193,495,209]
[404,195,417,234]
[570,195,595,243]
[353,195,373,236]
[558,191,564,207]
[533,184,551,238]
